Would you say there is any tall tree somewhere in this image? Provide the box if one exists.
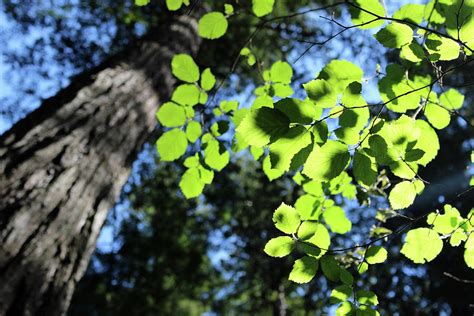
[0,12,201,315]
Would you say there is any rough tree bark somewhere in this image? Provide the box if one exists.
[0,13,201,315]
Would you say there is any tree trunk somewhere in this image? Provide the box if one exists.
[0,13,201,315]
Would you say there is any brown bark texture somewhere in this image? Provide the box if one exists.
[0,13,201,316]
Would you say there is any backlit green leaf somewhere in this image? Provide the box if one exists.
[200,68,216,91]
[198,12,228,39]
[264,236,295,257]
[401,228,443,263]
[156,128,188,161]
[323,206,352,234]
[156,102,186,127]
[303,140,350,181]
[171,54,199,83]
[375,22,413,48]
[389,181,417,210]
[365,246,388,264]
[289,256,319,283]
[252,0,275,17]
[349,0,386,29]
[273,203,301,234]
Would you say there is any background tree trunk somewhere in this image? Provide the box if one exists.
[0,14,201,315]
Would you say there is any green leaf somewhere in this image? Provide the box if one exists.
[323,206,352,234]
[220,100,239,113]
[171,54,199,83]
[270,61,293,84]
[401,228,443,263]
[365,246,388,264]
[427,204,462,235]
[339,268,354,285]
[156,128,188,161]
[274,98,322,124]
[464,234,474,269]
[412,120,439,166]
[301,223,331,258]
[356,290,378,306]
[389,181,417,210]
[303,140,350,181]
[204,139,229,171]
[200,68,216,91]
[393,4,425,24]
[273,203,301,234]
[269,126,312,171]
[295,195,323,221]
[288,256,319,284]
[336,302,356,316]
[186,121,201,143]
[425,34,460,61]
[179,167,204,198]
[439,88,464,110]
[375,22,413,48]
[303,79,337,108]
[224,3,234,15]
[166,0,183,11]
[198,12,228,39]
[425,103,451,129]
[349,0,386,29]
[264,236,295,257]
[330,285,352,304]
[353,151,377,186]
[320,255,340,282]
[236,107,290,147]
[156,102,186,127]
[297,221,319,240]
[318,60,364,95]
[252,0,275,17]
[171,84,201,106]
[262,154,285,181]
[400,42,425,62]
[135,0,149,6]
[250,146,264,160]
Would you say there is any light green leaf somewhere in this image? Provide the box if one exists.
[295,195,323,221]
[270,61,293,84]
[297,220,319,240]
[204,139,229,171]
[365,246,388,264]
[330,285,352,304]
[303,140,350,181]
[252,0,275,17]
[156,102,186,127]
[288,256,319,284]
[269,126,312,171]
[425,103,451,129]
[198,12,228,39]
[427,205,462,235]
[274,98,322,124]
[323,206,352,234]
[353,151,377,186]
[224,3,234,15]
[412,119,439,166]
[220,100,239,113]
[186,121,201,143]
[171,54,199,83]
[336,302,356,316]
[262,154,285,181]
[400,42,425,62]
[171,84,201,106]
[439,88,464,110]
[166,0,183,11]
[135,0,149,6]
[264,236,295,257]
[318,60,364,95]
[156,128,188,161]
[356,290,379,306]
[200,68,216,91]
[425,34,460,61]
[401,228,443,263]
[349,0,386,29]
[179,168,204,198]
[303,79,337,108]
[389,181,417,210]
[450,230,467,247]
[236,107,290,147]
[375,22,413,48]
[393,4,425,24]
[302,224,331,258]
[273,203,301,234]
[250,146,264,160]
